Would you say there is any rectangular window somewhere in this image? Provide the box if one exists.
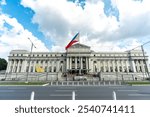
[31,66,33,72]
[54,66,56,72]
[45,66,47,72]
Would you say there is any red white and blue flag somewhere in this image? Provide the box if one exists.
[65,32,79,50]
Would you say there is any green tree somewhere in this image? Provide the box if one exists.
[0,58,7,71]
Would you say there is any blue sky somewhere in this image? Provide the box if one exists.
[0,0,120,49]
[0,0,150,59]
[1,0,52,49]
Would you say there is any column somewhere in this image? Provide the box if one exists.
[75,57,77,69]
[66,57,69,70]
[70,57,72,69]
[17,60,20,72]
[56,60,60,72]
[12,60,16,73]
[6,60,11,73]
[141,60,145,72]
[88,58,91,73]
[131,60,136,72]
[108,60,110,72]
[98,60,101,72]
[21,60,26,72]
[81,57,83,69]
[52,61,54,72]
[112,60,115,72]
[126,60,129,72]
[86,57,89,70]
[121,60,124,72]
[117,60,119,72]
[136,60,140,72]
[103,61,106,72]
[146,61,150,72]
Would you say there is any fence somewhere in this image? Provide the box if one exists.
[48,81,124,86]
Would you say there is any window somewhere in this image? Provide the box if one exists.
[45,66,47,72]
[54,66,56,72]
[31,66,33,72]
[49,66,52,72]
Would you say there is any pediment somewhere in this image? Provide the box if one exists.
[69,43,90,49]
[67,43,91,53]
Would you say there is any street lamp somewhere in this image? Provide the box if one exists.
[26,38,36,83]
[126,41,150,80]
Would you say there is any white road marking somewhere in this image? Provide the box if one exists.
[7,87,27,90]
[42,83,49,86]
[117,90,138,92]
[50,94,73,97]
[0,90,15,93]
[128,94,150,96]
[55,90,77,92]
[30,91,35,100]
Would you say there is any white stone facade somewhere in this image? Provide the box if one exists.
[6,43,150,81]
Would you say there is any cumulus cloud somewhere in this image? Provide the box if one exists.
[20,0,150,55]
[0,14,49,59]
[0,0,6,5]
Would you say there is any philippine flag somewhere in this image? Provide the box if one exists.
[65,32,79,50]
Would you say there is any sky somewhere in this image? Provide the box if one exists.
[0,0,150,60]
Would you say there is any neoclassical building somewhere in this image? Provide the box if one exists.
[6,43,150,81]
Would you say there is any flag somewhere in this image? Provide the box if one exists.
[65,32,79,50]
[35,65,44,72]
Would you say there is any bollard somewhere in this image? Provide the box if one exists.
[72,91,75,100]
[30,91,35,100]
[112,91,117,100]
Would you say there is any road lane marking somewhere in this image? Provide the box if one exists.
[50,94,72,96]
[55,90,77,92]
[128,94,150,96]
[50,94,77,97]
[7,87,27,90]
[30,91,35,100]
[117,90,138,92]
[0,90,15,93]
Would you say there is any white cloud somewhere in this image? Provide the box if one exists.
[0,0,6,5]
[0,14,49,60]
[19,0,150,58]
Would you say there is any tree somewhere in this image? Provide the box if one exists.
[0,58,7,71]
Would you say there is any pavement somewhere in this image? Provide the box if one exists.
[0,85,150,100]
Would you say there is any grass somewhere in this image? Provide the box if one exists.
[126,81,150,85]
[0,82,48,85]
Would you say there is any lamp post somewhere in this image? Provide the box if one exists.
[26,38,36,83]
[126,41,150,81]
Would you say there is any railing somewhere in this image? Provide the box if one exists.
[48,81,124,86]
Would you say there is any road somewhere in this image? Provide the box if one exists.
[0,85,150,100]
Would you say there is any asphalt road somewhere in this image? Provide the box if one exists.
[0,85,150,100]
